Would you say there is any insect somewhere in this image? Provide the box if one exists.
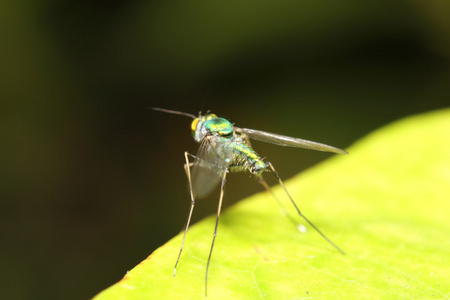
[152,107,347,296]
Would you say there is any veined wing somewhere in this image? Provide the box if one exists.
[191,135,233,199]
[236,127,348,154]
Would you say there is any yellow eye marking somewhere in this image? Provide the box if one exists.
[191,118,199,133]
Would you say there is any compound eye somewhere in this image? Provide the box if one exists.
[191,118,199,135]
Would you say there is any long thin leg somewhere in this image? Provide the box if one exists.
[173,151,196,277]
[267,162,345,255]
[205,170,228,297]
[258,175,302,230]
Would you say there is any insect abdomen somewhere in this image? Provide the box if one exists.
[231,142,266,175]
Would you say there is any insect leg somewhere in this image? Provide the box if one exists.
[173,151,196,277]
[267,162,345,255]
[205,169,228,297]
[183,156,195,177]
[258,175,306,232]
[240,132,253,147]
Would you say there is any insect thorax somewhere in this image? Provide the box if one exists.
[192,114,267,175]
[192,114,234,142]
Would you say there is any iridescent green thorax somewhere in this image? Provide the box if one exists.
[204,117,233,136]
[191,113,233,142]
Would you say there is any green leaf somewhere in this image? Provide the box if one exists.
[94,109,450,299]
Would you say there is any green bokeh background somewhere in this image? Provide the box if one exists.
[1,1,449,299]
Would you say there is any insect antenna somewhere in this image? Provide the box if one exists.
[151,107,197,119]
[266,163,345,255]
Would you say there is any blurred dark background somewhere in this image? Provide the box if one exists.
[1,1,449,299]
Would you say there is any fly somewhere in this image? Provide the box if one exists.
[152,107,348,296]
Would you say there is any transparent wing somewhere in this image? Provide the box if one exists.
[236,127,348,154]
[191,136,233,199]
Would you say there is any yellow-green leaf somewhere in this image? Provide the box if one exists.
[94,109,450,299]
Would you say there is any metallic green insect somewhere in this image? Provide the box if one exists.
[153,107,347,296]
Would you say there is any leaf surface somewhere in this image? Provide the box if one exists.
[94,109,450,299]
